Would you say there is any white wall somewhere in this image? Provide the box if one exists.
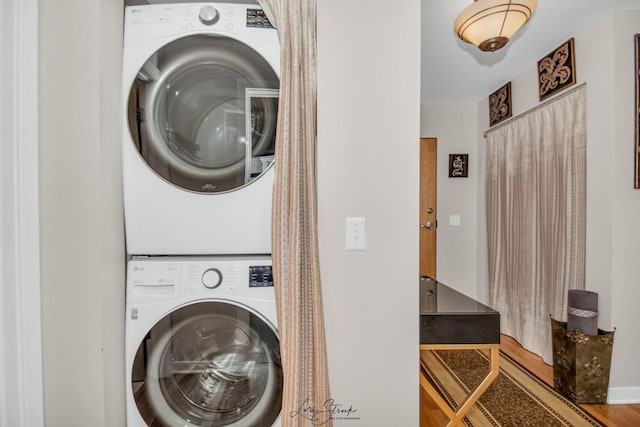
[318,0,421,424]
[577,11,617,349]
[420,104,481,300]
[422,7,640,402]
[38,1,125,426]
[609,8,640,401]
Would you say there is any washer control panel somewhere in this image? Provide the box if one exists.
[127,257,274,303]
[249,265,273,288]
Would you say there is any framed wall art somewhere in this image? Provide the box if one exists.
[538,38,576,101]
[449,154,468,178]
[489,82,512,127]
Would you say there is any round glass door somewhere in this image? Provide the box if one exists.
[127,34,279,193]
[131,301,282,426]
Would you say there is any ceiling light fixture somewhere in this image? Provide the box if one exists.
[454,0,537,52]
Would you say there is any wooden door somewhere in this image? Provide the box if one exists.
[419,138,437,278]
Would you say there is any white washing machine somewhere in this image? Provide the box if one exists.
[122,3,280,256]
[125,256,282,426]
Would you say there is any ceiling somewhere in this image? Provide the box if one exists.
[130,0,639,104]
[421,0,640,104]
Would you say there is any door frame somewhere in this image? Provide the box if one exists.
[0,0,44,425]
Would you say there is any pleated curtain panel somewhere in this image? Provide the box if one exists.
[486,86,587,364]
[257,1,333,426]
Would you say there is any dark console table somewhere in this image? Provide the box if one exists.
[419,277,500,426]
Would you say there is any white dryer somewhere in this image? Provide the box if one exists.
[125,256,282,426]
[122,3,280,255]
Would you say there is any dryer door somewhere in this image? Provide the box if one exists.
[127,34,279,193]
[131,301,282,427]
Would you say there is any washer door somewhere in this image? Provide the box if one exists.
[127,34,279,193]
[131,301,282,427]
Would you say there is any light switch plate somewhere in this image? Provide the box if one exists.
[345,217,367,250]
[449,214,461,226]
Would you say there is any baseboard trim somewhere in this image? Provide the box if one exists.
[608,386,640,404]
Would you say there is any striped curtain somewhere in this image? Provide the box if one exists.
[257,1,332,426]
[486,86,587,364]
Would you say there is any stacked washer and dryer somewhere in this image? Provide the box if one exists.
[121,3,282,426]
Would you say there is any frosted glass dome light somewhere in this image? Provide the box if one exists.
[454,0,537,52]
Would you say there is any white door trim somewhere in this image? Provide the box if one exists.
[0,0,44,425]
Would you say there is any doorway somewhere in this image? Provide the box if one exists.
[419,138,437,278]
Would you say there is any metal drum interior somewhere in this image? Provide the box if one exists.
[127,34,279,193]
[131,301,282,427]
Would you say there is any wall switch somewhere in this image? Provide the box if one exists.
[449,214,461,226]
[345,217,367,251]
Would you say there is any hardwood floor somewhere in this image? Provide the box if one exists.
[420,334,640,426]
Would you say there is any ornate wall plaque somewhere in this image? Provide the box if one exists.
[635,34,640,189]
[538,38,576,101]
[489,81,512,127]
[448,154,468,178]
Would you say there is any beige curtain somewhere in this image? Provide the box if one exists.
[257,1,332,426]
[486,86,586,364]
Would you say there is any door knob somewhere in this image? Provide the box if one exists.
[421,221,434,230]
[426,208,434,214]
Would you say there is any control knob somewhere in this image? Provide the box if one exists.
[199,5,220,25]
[202,268,222,289]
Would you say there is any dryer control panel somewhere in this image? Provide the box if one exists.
[124,3,279,43]
[246,8,274,29]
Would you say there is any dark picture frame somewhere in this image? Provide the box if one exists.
[489,82,512,127]
[448,154,469,178]
[538,38,576,101]
[635,34,640,189]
